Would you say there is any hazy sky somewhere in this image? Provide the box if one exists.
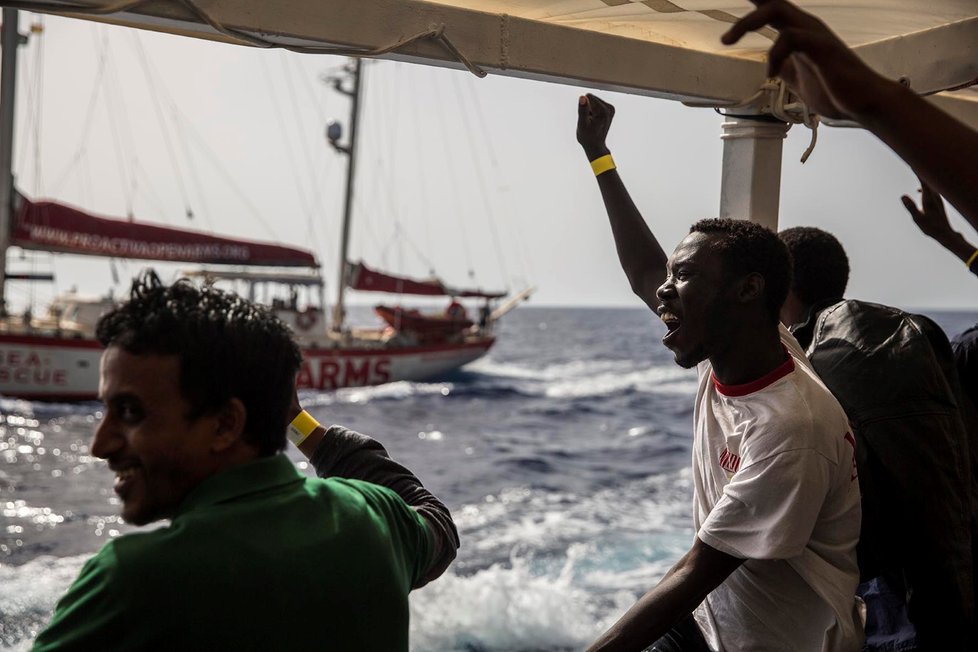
[6,13,978,313]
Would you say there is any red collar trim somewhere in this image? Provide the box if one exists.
[712,347,795,397]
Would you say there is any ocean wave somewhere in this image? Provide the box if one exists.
[299,381,455,405]
[0,554,91,651]
[0,399,103,420]
[410,537,685,651]
[411,545,623,652]
[293,358,697,405]
[407,470,693,650]
[0,398,35,419]
[453,358,697,400]
[454,468,692,587]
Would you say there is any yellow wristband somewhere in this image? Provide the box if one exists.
[287,410,321,446]
[966,249,978,268]
[590,154,616,176]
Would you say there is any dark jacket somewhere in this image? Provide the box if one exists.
[793,299,976,650]
[953,324,978,412]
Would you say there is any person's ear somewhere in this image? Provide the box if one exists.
[738,272,765,305]
[211,398,247,453]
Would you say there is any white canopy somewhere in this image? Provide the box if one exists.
[9,0,977,115]
[4,0,976,229]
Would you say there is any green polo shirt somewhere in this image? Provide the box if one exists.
[33,454,432,651]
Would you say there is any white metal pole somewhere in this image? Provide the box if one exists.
[718,114,789,232]
[0,9,21,315]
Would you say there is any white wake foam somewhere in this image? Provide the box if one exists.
[468,358,697,399]
[299,381,453,406]
[410,544,633,651]
[0,555,89,651]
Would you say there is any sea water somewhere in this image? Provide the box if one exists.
[1,306,976,651]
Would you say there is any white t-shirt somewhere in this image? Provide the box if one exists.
[692,326,862,652]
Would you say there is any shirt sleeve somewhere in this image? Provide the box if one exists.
[698,448,831,560]
[310,426,459,587]
[32,544,127,651]
[342,478,434,591]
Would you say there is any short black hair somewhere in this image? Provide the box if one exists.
[689,218,791,324]
[779,226,849,306]
[96,271,302,456]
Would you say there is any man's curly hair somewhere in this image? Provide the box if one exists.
[778,226,849,307]
[96,271,302,456]
[689,218,791,324]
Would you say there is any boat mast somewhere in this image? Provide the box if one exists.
[0,9,21,316]
[327,57,362,333]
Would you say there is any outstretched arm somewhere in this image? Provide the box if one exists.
[722,0,978,232]
[586,538,743,652]
[577,94,668,310]
[289,393,459,587]
[902,180,978,272]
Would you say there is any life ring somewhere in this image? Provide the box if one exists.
[295,309,317,331]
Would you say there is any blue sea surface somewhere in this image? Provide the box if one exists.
[1,306,976,651]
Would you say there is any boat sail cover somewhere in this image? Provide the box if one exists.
[11,194,318,267]
[17,1,978,126]
[347,261,505,299]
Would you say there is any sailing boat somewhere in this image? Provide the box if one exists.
[0,16,531,401]
[265,57,530,392]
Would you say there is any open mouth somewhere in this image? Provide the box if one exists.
[659,311,682,344]
[111,464,140,498]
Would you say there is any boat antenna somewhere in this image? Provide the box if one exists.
[0,9,24,317]
[324,57,362,333]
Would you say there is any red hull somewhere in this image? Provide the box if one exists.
[0,332,494,400]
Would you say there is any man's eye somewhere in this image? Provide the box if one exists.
[118,403,143,422]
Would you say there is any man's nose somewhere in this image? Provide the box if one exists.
[656,278,676,303]
[90,415,122,460]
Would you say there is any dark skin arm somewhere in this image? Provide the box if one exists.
[586,538,744,652]
[722,0,978,233]
[902,179,978,265]
[577,94,668,310]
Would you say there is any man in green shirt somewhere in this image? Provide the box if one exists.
[33,272,458,651]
